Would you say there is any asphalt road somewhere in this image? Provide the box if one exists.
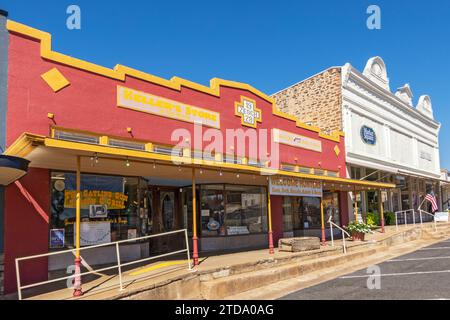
[280,238,450,300]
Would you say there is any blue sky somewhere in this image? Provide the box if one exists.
[1,0,449,169]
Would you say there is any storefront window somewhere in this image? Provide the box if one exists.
[283,197,294,234]
[300,197,321,229]
[323,192,340,226]
[350,167,362,180]
[392,191,400,212]
[50,172,141,248]
[200,184,267,236]
[283,196,322,230]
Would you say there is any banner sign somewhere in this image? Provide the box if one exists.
[273,128,322,152]
[64,190,128,210]
[75,222,111,246]
[117,85,220,128]
[269,177,322,197]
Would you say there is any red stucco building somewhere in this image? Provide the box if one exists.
[0,14,393,296]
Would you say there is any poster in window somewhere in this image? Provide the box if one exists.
[49,229,65,248]
[89,204,108,218]
[128,228,137,239]
[76,222,111,246]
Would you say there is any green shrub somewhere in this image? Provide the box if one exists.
[366,212,380,226]
[384,211,396,226]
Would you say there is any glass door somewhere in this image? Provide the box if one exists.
[160,191,175,232]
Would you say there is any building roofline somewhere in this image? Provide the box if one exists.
[271,66,342,97]
[5,20,346,143]
[344,64,441,128]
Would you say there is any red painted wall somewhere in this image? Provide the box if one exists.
[339,191,349,227]
[6,32,346,176]
[4,168,50,294]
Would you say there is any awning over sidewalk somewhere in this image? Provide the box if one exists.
[4,133,396,191]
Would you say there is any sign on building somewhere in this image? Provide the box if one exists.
[269,177,322,197]
[117,85,221,129]
[360,125,377,145]
[273,128,322,152]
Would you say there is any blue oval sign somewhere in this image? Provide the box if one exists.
[360,126,376,145]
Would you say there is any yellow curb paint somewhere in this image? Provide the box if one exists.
[129,260,192,276]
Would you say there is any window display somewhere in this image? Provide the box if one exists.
[200,184,267,236]
[323,192,340,226]
[282,196,321,230]
[50,172,142,248]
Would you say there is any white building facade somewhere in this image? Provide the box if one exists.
[342,57,441,217]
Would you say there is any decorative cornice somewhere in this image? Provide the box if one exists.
[344,65,440,129]
[344,86,439,145]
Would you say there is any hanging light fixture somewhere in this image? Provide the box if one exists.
[125,157,130,167]
[153,161,156,169]
[219,169,223,176]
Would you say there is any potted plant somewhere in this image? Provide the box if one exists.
[346,221,372,241]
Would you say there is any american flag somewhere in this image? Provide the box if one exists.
[425,192,438,213]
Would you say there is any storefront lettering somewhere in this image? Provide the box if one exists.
[269,177,322,197]
[117,85,221,128]
[273,128,322,152]
[64,190,128,209]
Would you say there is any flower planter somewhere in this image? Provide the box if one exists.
[351,231,365,241]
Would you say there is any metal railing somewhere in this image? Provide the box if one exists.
[394,209,415,230]
[395,209,437,232]
[417,209,437,232]
[15,229,191,300]
[328,216,351,254]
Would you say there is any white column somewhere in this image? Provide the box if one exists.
[343,105,353,151]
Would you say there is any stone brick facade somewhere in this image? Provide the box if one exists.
[272,67,343,133]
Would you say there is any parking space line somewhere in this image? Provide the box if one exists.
[387,256,450,262]
[339,269,450,279]
[419,247,450,250]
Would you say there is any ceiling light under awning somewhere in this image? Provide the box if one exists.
[0,155,30,186]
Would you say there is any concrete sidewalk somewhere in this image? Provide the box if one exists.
[15,222,448,300]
